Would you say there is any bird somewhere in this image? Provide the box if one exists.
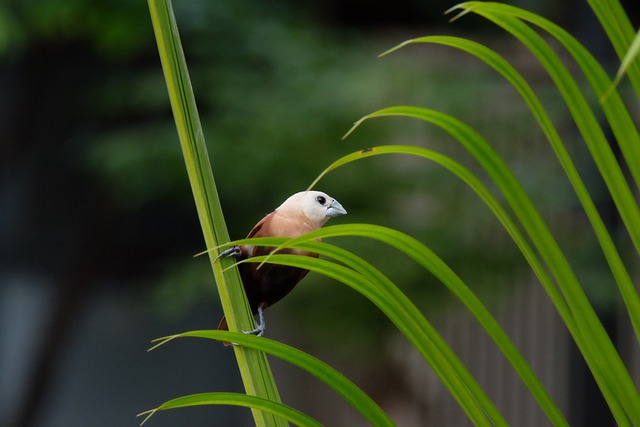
[216,191,347,344]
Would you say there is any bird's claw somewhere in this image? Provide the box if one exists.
[242,305,266,337]
[242,325,266,337]
[216,246,242,261]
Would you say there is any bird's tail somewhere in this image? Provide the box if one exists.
[217,316,233,346]
[217,316,228,331]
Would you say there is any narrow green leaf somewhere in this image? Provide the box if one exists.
[585,0,640,96]
[217,237,507,425]
[311,146,573,340]
[383,34,640,367]
[301,232,567,426]
[344,107,640,424]
[140,392,322,427]
[238,232,568,426]
[147,1,285,426]
[239,254,505,426]
[445,5,640,423]
[150,331,397,427]
[615,28,640,82]
[451,4,640,255]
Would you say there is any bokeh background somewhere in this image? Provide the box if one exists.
[1,0,638,426]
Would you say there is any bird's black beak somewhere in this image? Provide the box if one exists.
[326,199,347,218]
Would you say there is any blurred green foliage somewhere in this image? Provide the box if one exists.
[0,0,149,55]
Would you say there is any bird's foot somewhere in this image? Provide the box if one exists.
[242,306,266,337]
[242,324,266,337]
[216,246,242,260]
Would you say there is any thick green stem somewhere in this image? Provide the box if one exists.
[147,1,286,425]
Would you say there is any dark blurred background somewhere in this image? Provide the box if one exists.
[1,0,638,426]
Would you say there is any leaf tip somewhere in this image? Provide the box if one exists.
[137,408,158,426]
[342,116,369,140]
[445,2,477,22]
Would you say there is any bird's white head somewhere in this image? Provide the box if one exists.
[276,191,347,228]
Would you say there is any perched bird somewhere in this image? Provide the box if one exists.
[217,191,347,343]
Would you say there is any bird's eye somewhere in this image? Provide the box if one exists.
[316,196,326,205]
